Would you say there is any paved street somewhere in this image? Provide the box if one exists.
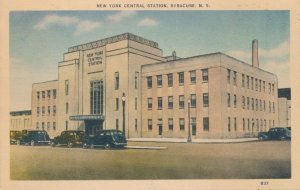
[10,141,291,180]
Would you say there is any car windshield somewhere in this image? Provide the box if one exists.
[112,131,124,138]
[75,131,85,137]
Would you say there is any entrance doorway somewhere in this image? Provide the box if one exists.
[85,120,103,136]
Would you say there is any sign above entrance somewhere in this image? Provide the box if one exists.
[86,51,103,66]
[70,115,105,121]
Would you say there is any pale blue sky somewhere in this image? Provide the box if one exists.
[10,11,290,111]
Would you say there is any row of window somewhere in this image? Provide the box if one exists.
[115,72,140,90]
[147,117,209,133]
[146,69,208,88]
[115,118,139,132]
[241,96,276,113]
[115,97,138,111]
[229,117,275,132]
[228,69,275,95]
[37,106,56,116]
[36,89,56,100]
[36,121,56,131]
[147,94,208,110]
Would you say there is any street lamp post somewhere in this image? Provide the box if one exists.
[122,93,126,136]
[187,98,192,142]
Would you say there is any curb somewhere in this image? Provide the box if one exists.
[125,146,167,150]
[127,138,259,144]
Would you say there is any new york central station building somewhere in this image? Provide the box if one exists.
[31,33,278,139]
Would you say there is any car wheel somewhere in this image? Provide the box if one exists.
[90,144,94,149]
[16,140,20,145]
[82,143,88,149]
[30,140,35,146]
[104,143,111,150]
[67,142,73,148]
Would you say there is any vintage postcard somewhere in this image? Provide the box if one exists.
[1,0,300,190]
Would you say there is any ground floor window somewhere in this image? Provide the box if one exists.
[148,119,152,131]
[192,117,197,135]
[179,118,185,131]
[203,117,209,131]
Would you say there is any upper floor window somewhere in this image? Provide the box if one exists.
[157,75,162,87]
[168,96,173,109]
[53,105,56,115]
[178,72,184,85]
[65,80,69,95]
[42,91,45,100]
[255,79,258,91]
[234,94,237,108]
[179,95,184,109]
[247,97,250,110]
[47,90,51,99]
[37,92,40,101]
[115,98,119,111]
[135,72,139,89]
[242,74,245,87]
[147,76,152,88]
[242,96,245,109]
[202,69,208,82]
[147,98,152,109]
[66,102,69,114]
[263,81,265,92]
[90,80,104,114]
[53,89,56,99]
[115,72,119,90]
[251,77,254,90]
[167,74,173,87]
[227,69,231,83]
[246,76,249,89]
[157,97,163,110]
[190,70,196,84]
[203,93,209,107]
[48,106,51,115]
[233,71,237,85]
[227,93,231,107]
[190,94,196,108]
[42,106,45,116]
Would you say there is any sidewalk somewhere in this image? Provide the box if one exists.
[128,137,258,143]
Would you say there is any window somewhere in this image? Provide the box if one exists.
[36,122,39,129]
[260,100,262,111]
[178,72,184,85]
[135,97,137,110]
[246,76,249,89]
[227,69,231,83]
[256,99,258,111]
[192,118,197,135]
[234,117,237,131]
[247,97,250,110]
[48,106,50,115]
[42,122,45,130]
[242,74,245,87]
[116,119,119,130]
[66,102,68,114]
[203,117,209,131]
[252,98,254,110]
[168,96,173,109]
[37,92,40,101]
[268,83,271,94]
[248,119,250,131]
[157,75,162,87]
[228,117,231,132]
[233,71,237,85]
[42,91,45,100]
[251,77,254,90]
[168,118,173,131]
[179,95,184,108]
[47,122,50,130]
[273,102,275,113]
[115,72,119,90]
[53,105,56,115]
[148,119,152,131]
[190,70,196,84]
[263,100,266,112]
[65,80,69,95]
[47,90,51,99]
[272,84,275,95]
[115,98,119,111]
[227,93,231,107]
[234,94,237,108]
[65,120,68,131]
[53,89,56,99]
[242,96,245,109]
[90,80,104,114]
[167,74,173,87]
[269,101,271,113]
[37,107,40,116]
[135,119,138,132]
[255,78,258,91]
[147,76,152,88]
[202,69,208,82]
[256,119,259,131]
[179,118,185,131]
[42,106,45,116]
[263,81,265,92]
[53,122,56,130]
[135,72,139,89]
[147,98,152,109]
[157,97,163,110]
[259,80,261,92]
[203,93,209,107]
[190,94,196,108]
[243,118,245,131]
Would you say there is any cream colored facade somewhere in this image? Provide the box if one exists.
[27,33,279,139]
[278,98,291,128]
[31,80,58,137]
[141,53,278,138]
[10,110,32,131]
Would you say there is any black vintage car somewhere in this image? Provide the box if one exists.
[10,130,22,144]
[258,127,291,141]
[83,130,127,149]
[17,130,51,146]
[51,130,85,148]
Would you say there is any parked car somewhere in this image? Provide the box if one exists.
[17,130,51,146]
[51,130,85,148]
[258,127,291,141]
[10,130,22,144]
[83,130,127,149]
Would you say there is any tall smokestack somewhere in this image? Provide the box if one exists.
[252,39,259,68]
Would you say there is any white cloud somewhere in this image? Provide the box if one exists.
[261,60,290,88]
[34,14,101,36]
[106,11,136,22]
[228,39,290,61]
[137,18,158,27]
[74,20,101,36]
[34,14,79,30]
